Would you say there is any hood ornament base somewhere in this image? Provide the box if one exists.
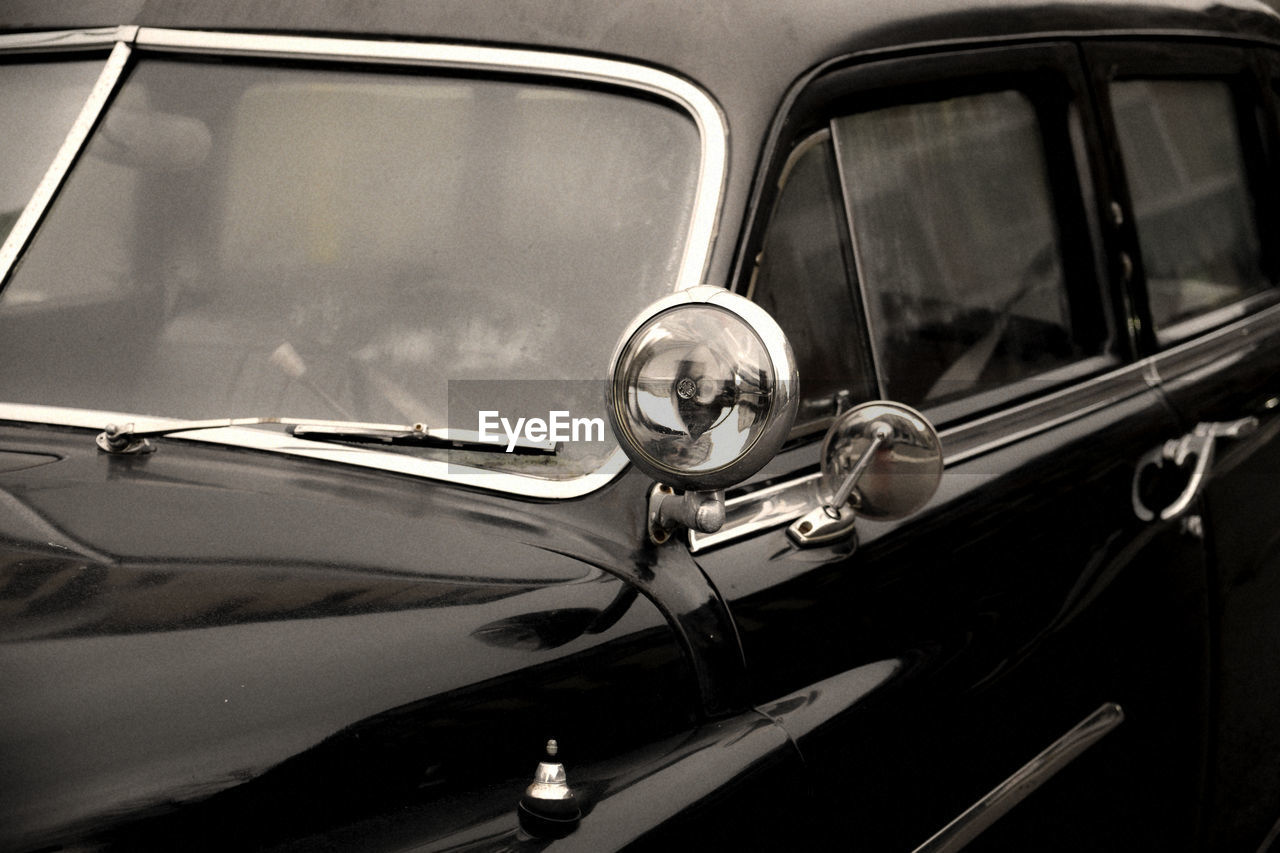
[518,739,581,838]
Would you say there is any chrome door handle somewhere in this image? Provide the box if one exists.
[1132,416,1258,522]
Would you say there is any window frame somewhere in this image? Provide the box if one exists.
[738,42,1118,433]
[1083,40,1280,351]
[703,35,1280,552]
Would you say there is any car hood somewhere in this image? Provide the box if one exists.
[0,424,692,851]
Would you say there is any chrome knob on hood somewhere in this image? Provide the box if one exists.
[517,739,581,838]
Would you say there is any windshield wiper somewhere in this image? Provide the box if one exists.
[288,424,557,454]
[96,418,557,456]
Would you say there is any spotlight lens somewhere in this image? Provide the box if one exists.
[613,303,779,484]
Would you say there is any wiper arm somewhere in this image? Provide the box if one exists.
[96,418,556,456]
[289,424,557,454]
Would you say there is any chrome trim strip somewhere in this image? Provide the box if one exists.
[0,27,128,52]
[1256,815,1280,853]
[0,404,627,500]
[690,358,1149,551]
[1145,299,1280,383]
[692,297,1280,551]
[689,472,823,551]
[939,357,1139,467]
[133,28,727,295]
[0,29,728,500]
[912,702,1125,853]
[0,41,131,283]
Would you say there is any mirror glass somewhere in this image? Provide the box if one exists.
[820,401,943,520]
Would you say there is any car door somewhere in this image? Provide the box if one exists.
[694,43,1215,850]
[1085,40,1280,850]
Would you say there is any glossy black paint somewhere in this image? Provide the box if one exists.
[3,2,1280,851]
[699,385,1214,850]
[1088,36,1280,848]
[1146,320,1280,851]
[0,424,708,851]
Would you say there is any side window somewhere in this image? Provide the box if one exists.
[751,132,877,434]
[833,89,1105,412]
[1110,79,1271,339]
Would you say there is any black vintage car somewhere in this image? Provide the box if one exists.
[3,0,1280,850]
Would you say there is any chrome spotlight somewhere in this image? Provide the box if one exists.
[608,285,798,540]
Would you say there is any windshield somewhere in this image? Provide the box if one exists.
[0,58,701,480]
[0,58,103,242]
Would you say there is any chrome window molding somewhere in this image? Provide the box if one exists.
[1150,298,1280,382]
[690,358,1150,551]
[1154,290,1280,348]
[133,28,727,297]
[690,297,1280,551]
[0,28,729,501]
[0,26,131,52]
[0,39,131,280]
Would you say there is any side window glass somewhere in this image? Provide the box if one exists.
[833,90,1100,412]
[1111,80,1269,337]
[752,133,877,434]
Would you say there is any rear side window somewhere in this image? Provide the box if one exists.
[833,89,1104,411]
[1111,79,1270,339]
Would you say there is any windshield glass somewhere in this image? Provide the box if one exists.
[0,58,103,242]
[0,58,701,480]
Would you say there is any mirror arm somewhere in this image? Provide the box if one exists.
[787,420,892,548]
[829,421,892,508]
[648,483,725,544]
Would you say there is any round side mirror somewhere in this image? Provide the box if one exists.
[789,401,942,546]
[821,401,943,520]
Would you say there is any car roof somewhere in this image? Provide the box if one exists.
[4,0,1278,87]
[5,0,1280,284]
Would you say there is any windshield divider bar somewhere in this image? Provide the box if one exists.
[0,40,132,289]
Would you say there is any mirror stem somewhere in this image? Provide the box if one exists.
[788,420,892,547]
[828,421,893,511]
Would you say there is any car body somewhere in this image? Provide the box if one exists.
[2,0,1280,850]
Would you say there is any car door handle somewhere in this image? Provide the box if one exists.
[1132,416,1258,522]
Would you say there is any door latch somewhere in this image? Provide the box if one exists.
[1131,417,1258,522]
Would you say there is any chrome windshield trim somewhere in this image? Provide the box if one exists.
[0,40,131,283]
[912,703,1124,853]
[0,27,130,52]
[0,404,629,500]
[0,29,728,500]
[133,27,727,294]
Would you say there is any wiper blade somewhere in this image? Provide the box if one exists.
[290,424,557,454]
[96,418,556,456]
